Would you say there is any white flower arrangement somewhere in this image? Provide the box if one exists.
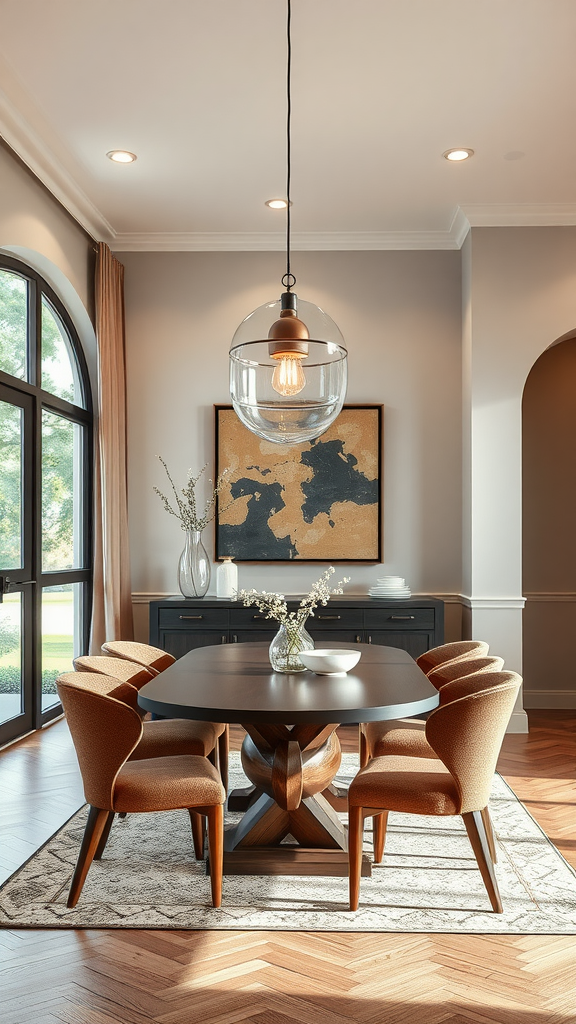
[239,566,351,629]
[154,457,235,532]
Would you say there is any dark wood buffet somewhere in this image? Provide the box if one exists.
[149,595,444,660]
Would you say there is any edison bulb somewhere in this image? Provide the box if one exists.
[271,354,306,396]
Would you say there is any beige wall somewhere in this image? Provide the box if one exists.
[121,249,463,603]
[0,140,93,314]
[0,141,96,388]
[462,226,576,719]
[523,337,576,706]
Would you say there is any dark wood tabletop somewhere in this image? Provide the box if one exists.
[137,641,439,724]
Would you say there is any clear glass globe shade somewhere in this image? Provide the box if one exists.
[229,297,348,445]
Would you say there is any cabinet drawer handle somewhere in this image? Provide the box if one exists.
[179,615,203,620]
[356,635,362,643]
[390,615,415,621]
[317,614,341,620]
[221,635,227,644]
[252,615,269,621]
[232,635,238,643]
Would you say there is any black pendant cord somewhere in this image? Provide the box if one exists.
[282,0,296,293]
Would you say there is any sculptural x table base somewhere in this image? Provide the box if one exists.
[221,721,371,877]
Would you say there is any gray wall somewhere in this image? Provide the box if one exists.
[121,249,463,603]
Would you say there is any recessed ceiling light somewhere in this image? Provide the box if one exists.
[265,198,289,209]
[106,150,137,164]
[443,148,474,162]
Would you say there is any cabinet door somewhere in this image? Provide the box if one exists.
[367,631,431,659]
[230,630,276,644]
[307,628,363,644]
[159,630,227,660]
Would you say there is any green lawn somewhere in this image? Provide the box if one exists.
[0,591,75,693]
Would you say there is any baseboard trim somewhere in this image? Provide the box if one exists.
[507,709,529,734]
[523,691,576,709]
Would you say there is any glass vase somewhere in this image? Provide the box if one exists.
[269,621,314,673]
[178,530,210,598]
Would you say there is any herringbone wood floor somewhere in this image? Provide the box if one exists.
[1,712,575,1024]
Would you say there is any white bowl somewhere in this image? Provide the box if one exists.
[300,649,361,676]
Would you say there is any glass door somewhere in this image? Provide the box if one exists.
[0,256,92,747]
[0,384,35,743]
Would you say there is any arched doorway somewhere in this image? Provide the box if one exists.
[522,332,576,709]
[0,254,93,744]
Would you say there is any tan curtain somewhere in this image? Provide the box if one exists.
[89,242,134,651]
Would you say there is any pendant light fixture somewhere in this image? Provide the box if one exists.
[229,0,348,446]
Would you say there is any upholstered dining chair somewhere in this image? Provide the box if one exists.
[359,655,505,768]
[348,670,522,913]
[74,655,154,702]
[63,668,225,805]
[101,639,176,675]
[56,671,225,909]
[99,641,229,791]
[416,639,490,677]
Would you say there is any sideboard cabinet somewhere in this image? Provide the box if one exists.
[149,595,444,661]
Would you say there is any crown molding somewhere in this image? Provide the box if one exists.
[2,73,576,251]
[110,228,465,252]
[449,207,471,248]
[0,88,115,242]
[461,203,576,227]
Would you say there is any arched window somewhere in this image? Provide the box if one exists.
[0,254,92,745]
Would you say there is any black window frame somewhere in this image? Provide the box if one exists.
[0,253,93,738]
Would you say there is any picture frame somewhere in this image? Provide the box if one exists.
[215,404,382,562]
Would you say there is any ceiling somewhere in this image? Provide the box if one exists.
[1,0,575,250]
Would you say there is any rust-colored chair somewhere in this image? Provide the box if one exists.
[348,670,522,913]
[359,655,505,768]
[63,671,224,782]
[101,640,176,675]
[57,671,225,909]
[74,656,154,703]
[416,640,490,677]
[97,644,229,791]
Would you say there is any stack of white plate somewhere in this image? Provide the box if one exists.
[368,576,411,599]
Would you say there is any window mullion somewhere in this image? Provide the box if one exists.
[28,277,40,388]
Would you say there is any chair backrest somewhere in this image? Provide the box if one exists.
[417,640,490,676]
[425,670,522,813]
[74,654,154,690]
[57,672,143,809]
[429,655,504,692]
[101,640,175,674]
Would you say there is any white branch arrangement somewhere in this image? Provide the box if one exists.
[239,566,351,629]
[154,457,236,532]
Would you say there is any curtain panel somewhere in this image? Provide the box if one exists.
[90,242,134,650]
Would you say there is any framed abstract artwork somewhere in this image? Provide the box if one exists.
[214,404,382,562]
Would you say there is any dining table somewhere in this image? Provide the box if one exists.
[138,641,439,877]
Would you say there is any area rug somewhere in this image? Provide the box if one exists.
[1,753,575,933]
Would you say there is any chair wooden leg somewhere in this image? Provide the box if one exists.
[348,805,364,911]
[218,725,229,792]
[462,809,503,913]
[373,810,388,863]
[205,803,224,908]
[189,809,205,859]
[481,806,497,863]
[94,811,115,860]
[208,745,220,772]
[359,726,369,768]
[67,806,110,908]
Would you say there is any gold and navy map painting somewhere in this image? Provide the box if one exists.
[215,405,382,562]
